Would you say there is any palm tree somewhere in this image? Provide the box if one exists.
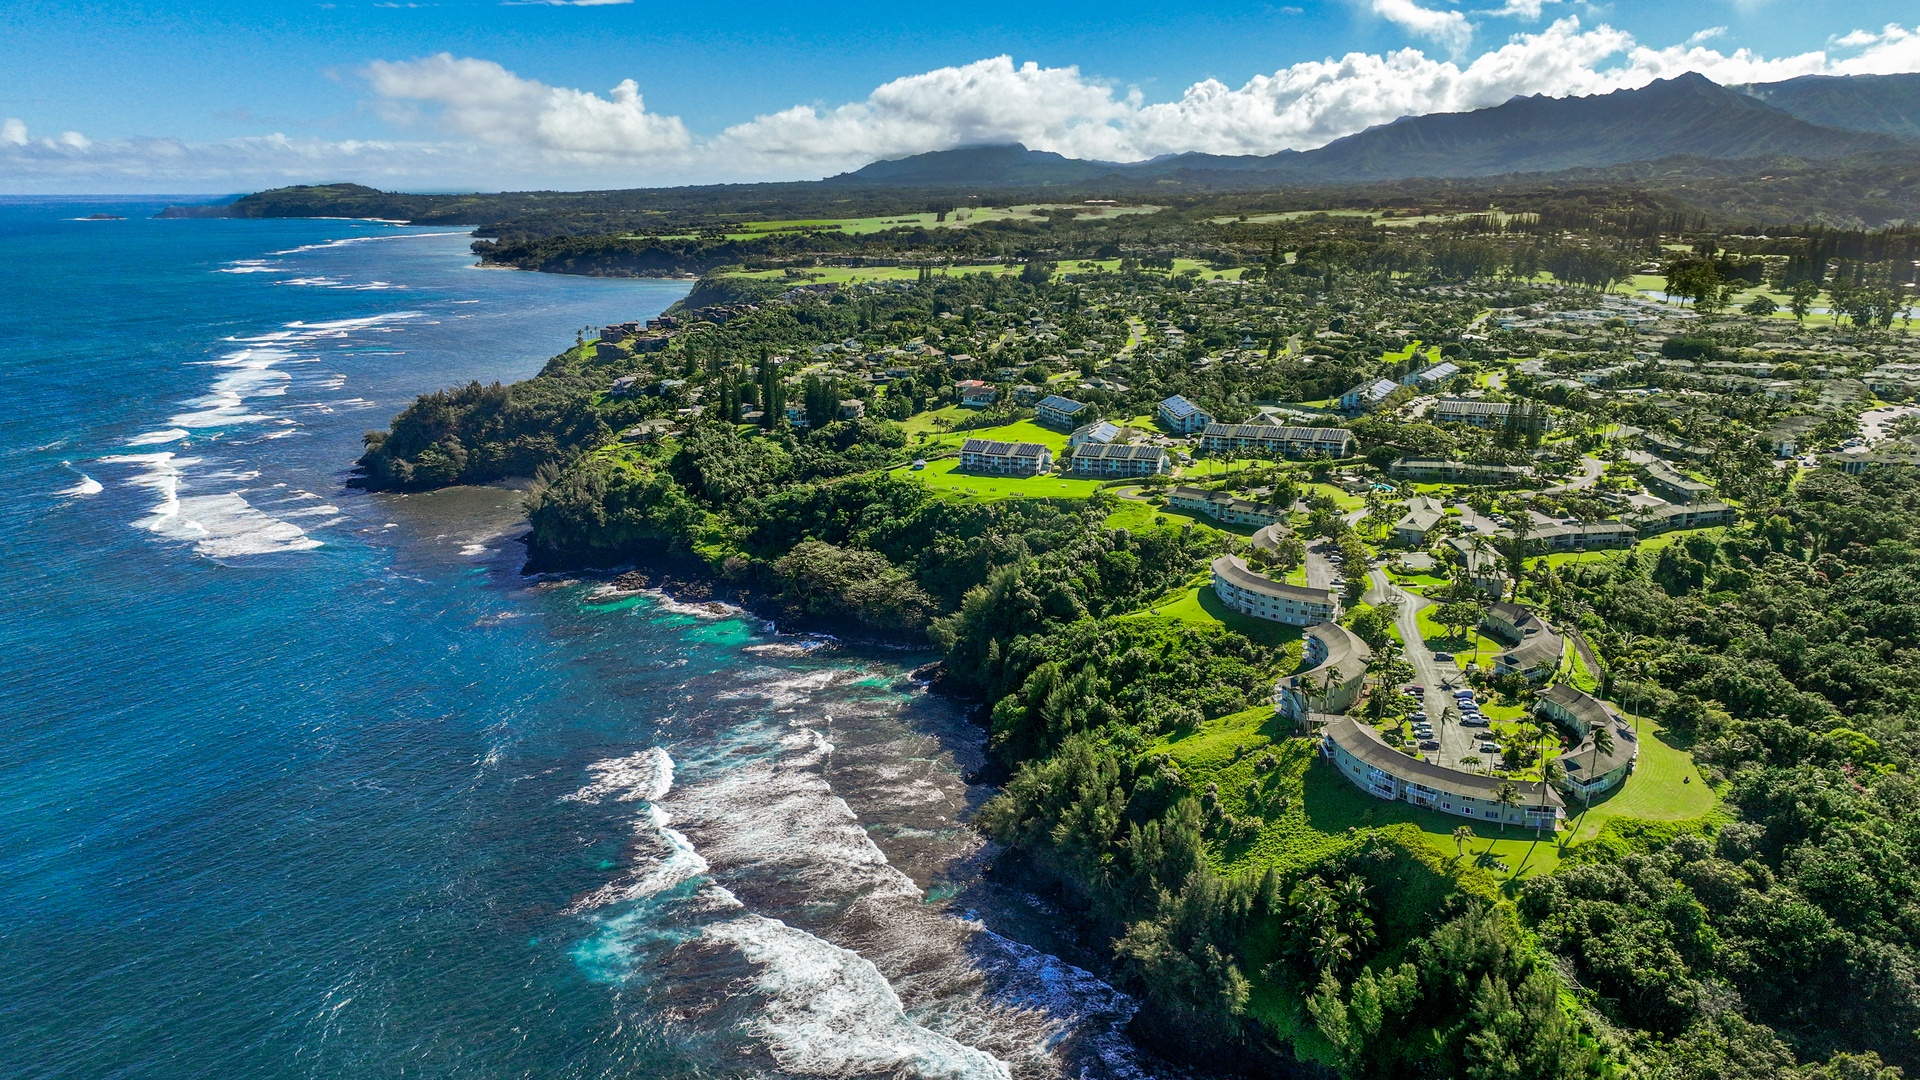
[1310,926,1353,973]
[1494,781,1522,833]
[1452,825,1475,858]
[1538,760,1564,835]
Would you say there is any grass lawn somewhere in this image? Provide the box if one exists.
[1302,482,1366,511]
[1101,497,1213,533]
[1564,713,1719,844]
[916,418,1071,454]
[1387,568,1451,590]
[1122,586,1307,648]
[1637,526,1732,552]
[913,458,1106,502]
[1537,549,1623,570]
[1415,606,1503,668]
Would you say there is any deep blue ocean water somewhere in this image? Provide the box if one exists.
[0,201,1145,1080]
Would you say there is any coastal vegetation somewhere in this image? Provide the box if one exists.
[355,209,1920,1079]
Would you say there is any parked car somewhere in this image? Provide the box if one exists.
[1410,711,1427,722]
[1479,741,1501,754]
[1434,652,1453,662]
[1419,740,1441,751]
[1406,684,1424,694]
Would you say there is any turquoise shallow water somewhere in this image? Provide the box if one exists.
[0,201,1145,1080]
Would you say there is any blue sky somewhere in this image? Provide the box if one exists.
[2,0,1917,192]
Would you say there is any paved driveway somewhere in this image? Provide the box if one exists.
[1369,570,1484,770]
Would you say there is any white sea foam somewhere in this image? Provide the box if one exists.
[267,231,466,256]
[706,914,1012,1080]
[217,260,281,274]
[126,428,189,446]
[564,747,675,804]
[100,452,321,557]
[58,474,103,497]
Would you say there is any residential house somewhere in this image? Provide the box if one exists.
[1277,623,1372,721]
[958,438,1053,476]
[1339,378,1400,413]
[1068,420,1121,448]
[1070,443,1170,478]
[1200,423,1356,459]
[1034,394,1091,429]
[838,399,866,420]
[1392,496,1446,547]
[1211,555,1339,628]
[1321,716,1563,828]
[1167,486,1288,527]
[1157,395,1213,434]
[954,379,999,407]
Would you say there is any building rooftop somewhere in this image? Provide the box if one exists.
[1323,715,1565,808]
[1074,443,1166,462]
[1203,422,1355,443]
[1035,394,1088,413]
[1212,555,1334,605]
[1250,522,1295,554]
[1159,394,1204,420]
[1280,622,1371,700]
[960,438,1049,459]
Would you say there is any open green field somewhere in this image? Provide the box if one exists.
[913,457,1105,502]
[1122,586,1306,649]
[1102,495,1209,533]
[717,251,1246,286]
[917,418,1070,454]
[641,203,1167,243]
[1563,713,1718,844]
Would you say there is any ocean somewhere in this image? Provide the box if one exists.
[0,201,1147,1080]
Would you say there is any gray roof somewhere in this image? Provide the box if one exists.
[960,438,1049,459]
[1159,394,1204,419]
[1250,522,1296,553]
[1073,443,1167,462]
[1487,604,1564,672]
[1203,423,1354,444]
[1434,398,1514,418]
[1324,715,1565,808]
[1280,622,1371,699]
[1212,555,1335,604]
[1035,394,1088,413]
[1537,685,1638,781]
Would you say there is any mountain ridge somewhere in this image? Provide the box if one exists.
[830,72,1912,188]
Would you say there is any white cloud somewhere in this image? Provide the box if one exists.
[362,53,689,157]
[1831,24,1920,73]
[501,1,634,6]
[1478,0,1555,19]
[4,21,1919,192]
[710,57,1139,169]
[1368,0,1474,54]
